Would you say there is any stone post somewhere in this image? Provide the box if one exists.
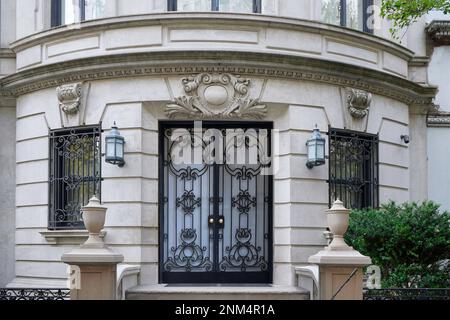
[308,200,371,300]
[62,197,123,300]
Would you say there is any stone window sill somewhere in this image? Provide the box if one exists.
[40,230,106,245]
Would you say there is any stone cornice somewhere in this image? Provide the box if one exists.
[409,56,430,67]
[0,48,15,59]
[10,12,414,60]
[428,112,450,127]
[0,51,436,108]
[427,20,450,46]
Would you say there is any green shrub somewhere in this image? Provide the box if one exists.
[345,201,450,288]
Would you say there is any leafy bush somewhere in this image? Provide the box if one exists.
[345,201,450,288]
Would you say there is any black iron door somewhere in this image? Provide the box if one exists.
[159,121,273,284]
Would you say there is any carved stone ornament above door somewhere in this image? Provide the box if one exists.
[166,73,267,119]
[346,88,372,119]
[57,83,83,115]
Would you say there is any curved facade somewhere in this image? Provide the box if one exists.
[0,0,438,291]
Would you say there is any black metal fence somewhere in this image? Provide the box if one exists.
[0,288,70,301]
[364,288,450,300]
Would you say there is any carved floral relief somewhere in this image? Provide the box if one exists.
[166,73,267,119]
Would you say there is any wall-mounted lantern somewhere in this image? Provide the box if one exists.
[105,122,125,167]
[401,135,410,144]
[306,125,326,169]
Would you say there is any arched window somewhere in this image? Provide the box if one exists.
[322,0,374,33]
[168,0,262,13]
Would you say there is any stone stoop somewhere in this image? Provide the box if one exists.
[126,285,310,300]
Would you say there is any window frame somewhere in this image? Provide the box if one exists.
[168,0,262,13]
[48,124,103,230]
[362,0,374,33]
[329,0,374,33]
[51,0,87,28]
[327,127,379,210]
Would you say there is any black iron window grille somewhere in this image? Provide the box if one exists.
[49,125,102,230]
[168,0,261,13]
[328,128,379,209]
[0,288,70,301]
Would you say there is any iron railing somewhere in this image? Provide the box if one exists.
[0,288,70,301]
[364,288,450,300]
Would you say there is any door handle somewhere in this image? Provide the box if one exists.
[208,216,225,227]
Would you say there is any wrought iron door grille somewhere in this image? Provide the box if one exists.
[159,122,273,284]
[49,125,102,230]
[328,128,379,209]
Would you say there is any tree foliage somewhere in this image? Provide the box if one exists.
[381,0,450,37]
[345,201,450,288]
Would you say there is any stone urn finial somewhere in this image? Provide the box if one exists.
[326,199,352,251]
[82,196,107,248]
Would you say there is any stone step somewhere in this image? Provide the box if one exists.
[126,284,310,300]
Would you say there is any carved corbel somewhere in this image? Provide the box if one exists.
[346,88,372,119]
[57,83,83,115]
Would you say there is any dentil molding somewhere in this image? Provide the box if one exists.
[0,52,437,108]
[427,20,450,46]
[428,112,450,127]
[166,73,267,119]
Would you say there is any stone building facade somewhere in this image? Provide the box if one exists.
[0,0,444,296]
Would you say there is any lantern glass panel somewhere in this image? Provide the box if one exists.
[308,141,316,161]
[317,140,325,160]
[106,139,115,158]
[116,140,124,160]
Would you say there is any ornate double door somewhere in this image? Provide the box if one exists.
[159,122,273,283]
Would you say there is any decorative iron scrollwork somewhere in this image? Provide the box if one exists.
[49,126,101,230]
[177,191,201,215]
[162,124,271,281]
[219,228,268,272]
[329,128,378,209]
[163,229,213,272]
[0,288,70,301]
[232,191,257,214]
